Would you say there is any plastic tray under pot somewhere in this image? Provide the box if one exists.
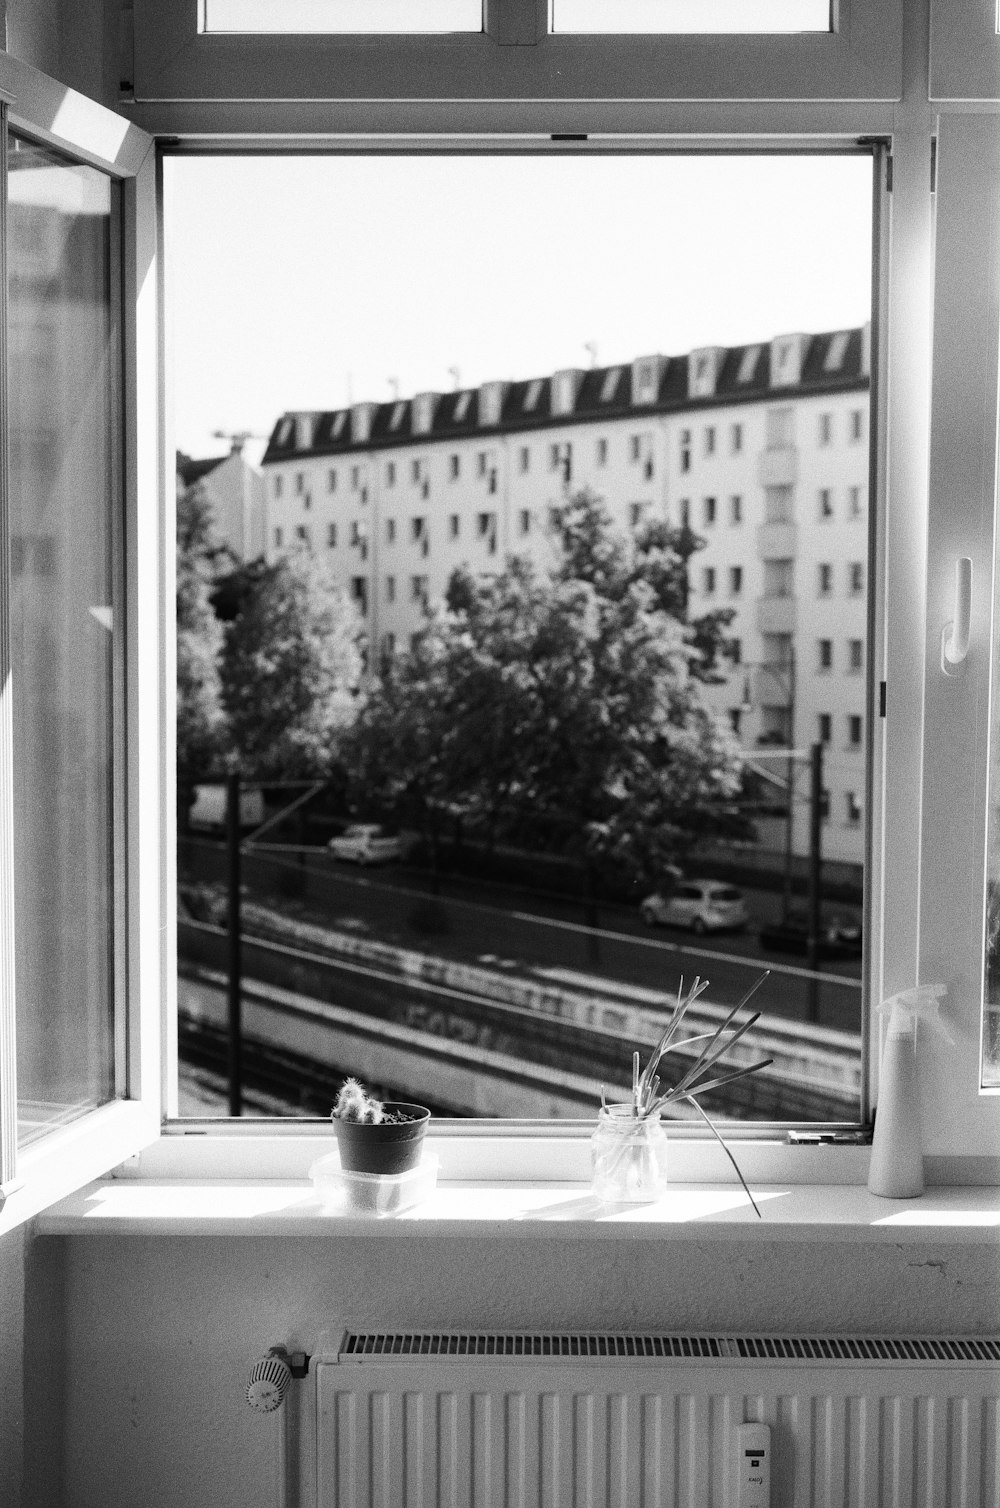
[333,1103,430,1175]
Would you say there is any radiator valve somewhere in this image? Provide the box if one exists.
[247,1348,293,1413]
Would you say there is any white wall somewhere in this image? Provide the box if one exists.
[50,1231,1000,1508]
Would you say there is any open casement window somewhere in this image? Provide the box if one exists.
[926,116,1000,1166]
[130,0,901,111]
[0,55,160,1233]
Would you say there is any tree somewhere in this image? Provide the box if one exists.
[347,491,746,886]
[176,483,230,799]
[220,549,364,779]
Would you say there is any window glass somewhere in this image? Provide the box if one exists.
[552,0,829,34]
[167,152,872,1125]
[202,0,482,32]
[9,134,122,1144]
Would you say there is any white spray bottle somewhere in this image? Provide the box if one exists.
[868,983,951,1199]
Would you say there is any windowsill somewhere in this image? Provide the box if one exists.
[35,1176,1000,1241]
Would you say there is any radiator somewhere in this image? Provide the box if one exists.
[279,1331,1000,1508]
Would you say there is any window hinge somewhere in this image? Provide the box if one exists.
[879,680,887,718]
[930,137,937,194]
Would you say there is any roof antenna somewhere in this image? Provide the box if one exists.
[448,366,461,391]
[584,341,598,368]
[388,377,399,399]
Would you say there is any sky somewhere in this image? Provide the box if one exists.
[164,154,873,467]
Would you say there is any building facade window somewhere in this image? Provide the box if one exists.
[327,468,337,492]
[729,494,742,525]
[295,470,305,494]
[519,445,530,473]
[818,712,832,743]
[848,485,863,517]
[274,526,283,547]
[818,412,832,446]
[850,408,865,441]
[702,565,716,595]
[449,514,460,539]
[327,522,337,548]
[848,714,863,747]
[385,574,396,603]
[819,487,833,519]
[704,424,716,456]
[519,509,531,535]
[846,791,862,825]
[818,562,833,595]
[386,518,396,544]
[848,637,864,672]
[730,422,743,453]
[729,565,743,596]
[274,474,283,498]
[449,454,460,479]
[386,461,396,486]
[595,437,608,466]
[818,638,833,670]
[849,561,864,595]
[703,496,717,526]
[679,429,691,472]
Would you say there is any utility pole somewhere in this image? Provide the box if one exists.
[227,769,243,1117]
[806,740,824,1022]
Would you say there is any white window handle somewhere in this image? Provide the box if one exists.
[941,556,973,674]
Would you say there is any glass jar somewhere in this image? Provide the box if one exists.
[590,1104,668,1203]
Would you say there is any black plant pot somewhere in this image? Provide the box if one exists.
[333,1103,431,1175]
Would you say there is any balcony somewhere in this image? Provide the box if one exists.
[757,521,798,559]
[758,447,798,487]
[746,661,793,707]
[756,595,798,635]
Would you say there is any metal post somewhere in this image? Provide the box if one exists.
[782,642,796,922]
[806,740,824,1022]
[227,769,242,1117]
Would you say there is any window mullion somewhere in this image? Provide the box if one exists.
[0,110,17,1205]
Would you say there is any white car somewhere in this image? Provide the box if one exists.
[640,880,749,935]
[327,823,407,865]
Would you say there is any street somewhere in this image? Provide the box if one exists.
[192,839,863,1034]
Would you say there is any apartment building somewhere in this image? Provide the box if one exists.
[261,325,871,864]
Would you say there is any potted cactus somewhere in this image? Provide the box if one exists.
[331,1079,430,1175]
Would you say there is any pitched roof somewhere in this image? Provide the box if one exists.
[261,327,869,465]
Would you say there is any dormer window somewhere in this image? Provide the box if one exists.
[453,390,472,421]
[479,380,507,426]
[351,403,376,443]
[523,378,543,412]
[276,416,294,446]
[737,345,761,384]
[332,411,347,438]
[412,392,437,434]
[824,331,850,372]
[630,355,662,406]
[687,347,722,399]
[600,367,621,402]
[389,401,406,431]
[770,333,805,387]
[295,415,314,450]
[551,369,581,417]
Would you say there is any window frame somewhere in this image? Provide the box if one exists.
[158,135,889,1166]
[131,0,902,112]
[7,4,998,1195]
[0,54,160,1231]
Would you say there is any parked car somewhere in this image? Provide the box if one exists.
[758,910,863,959]
[640,880,749,934]
[327,823,409,865]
